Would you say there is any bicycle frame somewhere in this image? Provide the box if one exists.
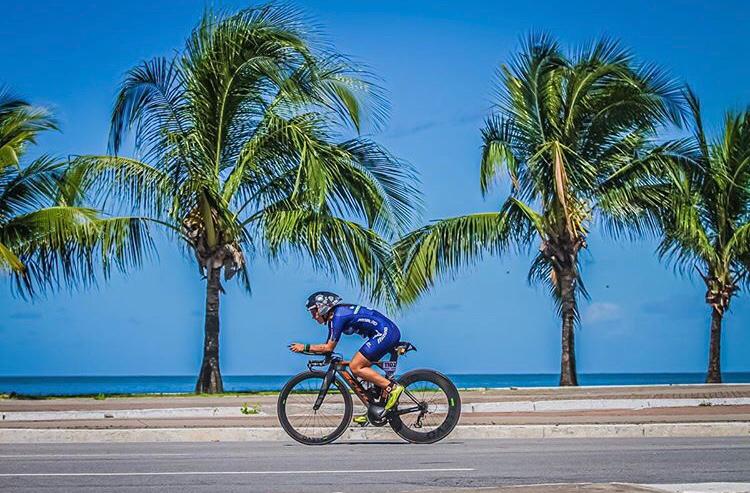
[307,350,425,418]
[280,343,459,445]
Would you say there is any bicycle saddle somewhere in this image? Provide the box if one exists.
[393,342,417,355]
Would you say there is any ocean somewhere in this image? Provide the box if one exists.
[1,373,749,396]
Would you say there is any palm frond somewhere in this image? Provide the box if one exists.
[333,138,420,235]
[0,241,23,271]
[0,156,64,220]
[66,155,175,219]
[5,206,155,296]
[394,212,517,305]
[480,115,519,195]
[109,57,192,161]
[0,89,58,168]
[261,207,398,306]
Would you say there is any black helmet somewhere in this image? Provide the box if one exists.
[305,291,342,317]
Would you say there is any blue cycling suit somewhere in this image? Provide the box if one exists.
[327,304,401,362]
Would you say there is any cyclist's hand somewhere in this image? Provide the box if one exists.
[289,343,304,353]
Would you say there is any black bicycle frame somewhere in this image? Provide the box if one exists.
[310,348,422,416]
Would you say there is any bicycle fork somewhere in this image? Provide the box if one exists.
[312,367,336,411]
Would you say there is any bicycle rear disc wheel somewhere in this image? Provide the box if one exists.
[277,371,353,445]
[389,369,461,444]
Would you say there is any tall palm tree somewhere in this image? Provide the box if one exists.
[0,90,151,295]
[75,6,418,393]
[395,34,682,385]
[657,89,750,383]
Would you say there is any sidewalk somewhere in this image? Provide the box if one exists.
[1,384,748,442]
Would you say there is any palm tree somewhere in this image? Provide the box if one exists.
[75,5,418,393]
[657,89,750,383]
[395,34,682,385]
[0,90,151,295]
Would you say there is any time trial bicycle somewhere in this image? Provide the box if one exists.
[277,342,461,445]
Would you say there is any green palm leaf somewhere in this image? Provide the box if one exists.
[0,93,154,296]
[4,206,154,296]
[395,212,513,305]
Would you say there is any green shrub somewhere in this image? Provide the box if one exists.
[240,403,260,415]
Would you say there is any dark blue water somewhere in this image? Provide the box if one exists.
[1,373,749,396]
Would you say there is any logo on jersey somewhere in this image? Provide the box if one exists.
[374,327,388,343]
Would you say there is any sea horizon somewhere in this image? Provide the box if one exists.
[2,372,749,396]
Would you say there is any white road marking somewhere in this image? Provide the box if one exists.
[0,453,191,458]
[0,467,474,477]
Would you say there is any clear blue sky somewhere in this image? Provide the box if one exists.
[1,0,748,376]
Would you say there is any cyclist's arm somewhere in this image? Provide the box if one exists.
[311,315,345,353]
[289,317,342,353]
[307,339,338,354]
[288,339,337,353]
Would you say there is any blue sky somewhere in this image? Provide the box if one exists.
[1,0,749,376]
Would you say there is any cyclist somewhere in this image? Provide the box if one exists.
[289,291,404,423]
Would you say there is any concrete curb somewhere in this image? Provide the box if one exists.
[0,407,270,422]
[5,398,749,422]
[0,422,747,444]
[466,398,750,413]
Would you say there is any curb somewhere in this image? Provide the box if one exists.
[466,397,750,413]
[0,422,747,444]
[5,398,750,422]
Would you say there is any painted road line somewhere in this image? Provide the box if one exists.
[0,467,475,477]
[0,453,191,458]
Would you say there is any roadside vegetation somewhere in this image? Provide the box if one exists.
[395,34,685,385]
[68,5,418,393]
[2,5,748,389]
[653,89,750,383]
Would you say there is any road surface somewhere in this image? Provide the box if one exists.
[0,437,748,492]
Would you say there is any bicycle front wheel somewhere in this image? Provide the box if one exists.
[389,369,461,444]
[277,371,353,445]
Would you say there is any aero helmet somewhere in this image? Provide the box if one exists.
[305,291,342,317]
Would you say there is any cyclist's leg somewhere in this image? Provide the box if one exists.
[349,352,384,425]
[350,324,401,387]
[349,352,390,388]
[351,326,403,410]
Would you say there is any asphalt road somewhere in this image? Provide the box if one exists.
[0,437,748,492]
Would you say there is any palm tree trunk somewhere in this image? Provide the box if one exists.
[705,307,723,384]
[559,265,578,386]
[195,267,224,393]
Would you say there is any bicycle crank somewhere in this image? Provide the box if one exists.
[366,404,390,426]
